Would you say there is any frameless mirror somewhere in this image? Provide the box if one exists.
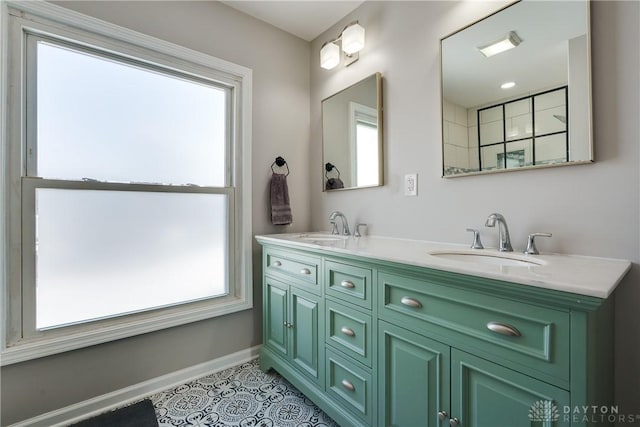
[441,0,592,177]
[322,73,382,191]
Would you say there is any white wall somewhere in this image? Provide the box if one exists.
[1,1,311,424]
[310,0,639,416]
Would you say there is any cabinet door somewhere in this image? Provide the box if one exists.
[451,349,570,427]
[379,321,451,427]
[264,278,288,357]
[290,286,323,385]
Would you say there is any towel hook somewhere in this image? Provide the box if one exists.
[325,162,341,180]
[271,156,290,176]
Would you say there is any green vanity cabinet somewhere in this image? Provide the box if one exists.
[378,320,451,427]
[451,349,571,427]
[257,240,617,427]
[264,276,323,386]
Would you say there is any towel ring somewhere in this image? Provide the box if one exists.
[325,162,341,180]
[271,156,290,176]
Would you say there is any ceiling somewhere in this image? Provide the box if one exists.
[220,1,365,42]
[442,0,588,108]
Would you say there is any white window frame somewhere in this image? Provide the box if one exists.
[0,1,253,365]
[348,101,379,187]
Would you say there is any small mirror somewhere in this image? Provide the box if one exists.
[322,73,382,191]
[441,0,592,177]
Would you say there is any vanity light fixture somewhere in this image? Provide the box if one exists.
[320,21,365,70]
[501,81,516,89]
[320,41,340,70]
[478,31,522,58]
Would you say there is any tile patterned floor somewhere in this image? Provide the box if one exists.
[148,359,339,427]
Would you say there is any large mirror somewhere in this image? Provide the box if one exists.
[441,0,592,177]
[322,73,382,191]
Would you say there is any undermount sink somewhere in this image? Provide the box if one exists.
[428,250,545,267]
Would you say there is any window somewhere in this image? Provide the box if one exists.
[348,102,380,187]
[2,3,252,364]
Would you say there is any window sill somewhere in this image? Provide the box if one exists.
[1,297,252,366]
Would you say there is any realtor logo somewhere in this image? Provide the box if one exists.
[529,400,560,422]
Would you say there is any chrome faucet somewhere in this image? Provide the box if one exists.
[329,211,350,236]
[485,213,513,252]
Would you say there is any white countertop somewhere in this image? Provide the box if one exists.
[255,233,632,299]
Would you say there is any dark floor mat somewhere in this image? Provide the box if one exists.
[69,399,158,427]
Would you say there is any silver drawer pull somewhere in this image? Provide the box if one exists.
[271,260,282,267]
[340,280,355,289]
[400,296,422,308]
[300,268,311,275]
[341,379,355,391]
[487,321,521,337]
[340,327,355,337]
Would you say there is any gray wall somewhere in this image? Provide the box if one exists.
[310,0,639,416]
[1,1,311,424]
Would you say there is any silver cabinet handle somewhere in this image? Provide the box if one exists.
[438,411,448,421]
[487,321,521,337]
[341,379,355,391]
[282,322,293,328]
[400,296,423,308]
[300,268,311,275]
[340,327,355,337]
[272,260,282,267]
[449,418,460,427]
[340,280,355,289]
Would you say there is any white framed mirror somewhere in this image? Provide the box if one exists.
[441,0,592,177]
[322,73,383,191]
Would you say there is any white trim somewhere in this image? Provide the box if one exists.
[0,0,253,364]
[0,0,11,353]
[5,0,251,80]
[8,345,262,427]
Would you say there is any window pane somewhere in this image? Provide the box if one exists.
[35,189,228,329]
[535,134,567,165]
[505,99,532,141]
[479,106,504,145]
[534,89,567,136]
[480,144,505,170]
[36,41,227,186]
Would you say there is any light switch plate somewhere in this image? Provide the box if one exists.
[405,174,417,196]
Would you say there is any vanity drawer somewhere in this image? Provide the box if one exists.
[378,271,571,387]
[326,300,373,367]
[325,260,372,309]
[325,349,372,424]
[264,247,320,292]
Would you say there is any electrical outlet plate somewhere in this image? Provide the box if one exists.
[405,174,417,196]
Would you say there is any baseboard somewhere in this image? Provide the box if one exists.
[9,345,262,427]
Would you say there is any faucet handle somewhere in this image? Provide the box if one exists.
[466,228,484,249]
[354,223,368,237]
[524,233,552,255]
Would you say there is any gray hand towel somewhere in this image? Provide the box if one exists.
[271,173,292,225]
[325,177,344,190]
